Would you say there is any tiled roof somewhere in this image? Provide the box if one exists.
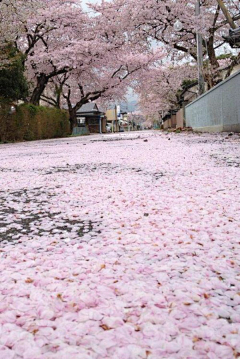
[77,103,99,114]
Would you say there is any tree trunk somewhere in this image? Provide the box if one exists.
[30,73,49,105]
[205,37,221,88]
[69,99,89,132]
[65,92,102,133]
[69,107,77,132]
[207,37,219,70]
[56,86,61,109]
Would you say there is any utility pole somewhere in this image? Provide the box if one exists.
[195,0,205,96]
[99,115,102,134]
[216,0,236,29]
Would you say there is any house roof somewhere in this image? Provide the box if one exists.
[77,103,103,115]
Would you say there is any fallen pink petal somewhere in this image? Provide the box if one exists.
[0,131,240,358]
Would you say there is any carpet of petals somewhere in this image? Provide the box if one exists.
[0,131,240,359]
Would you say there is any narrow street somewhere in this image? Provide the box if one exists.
[0,131,240,359]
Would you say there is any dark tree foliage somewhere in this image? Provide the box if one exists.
[0,44,28,100]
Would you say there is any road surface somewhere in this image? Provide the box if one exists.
[0,131,240,359]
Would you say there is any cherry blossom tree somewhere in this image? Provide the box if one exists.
[135,63,197,116]
[44,49,161,130]
[21,0,163,129]
[12,0,88,105]
[101,0,240,88]
[0,0,24,67]
[1,0,164,129]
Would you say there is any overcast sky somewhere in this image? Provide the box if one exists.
[81,0,99,11]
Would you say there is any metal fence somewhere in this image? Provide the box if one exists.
[185,70,240,132]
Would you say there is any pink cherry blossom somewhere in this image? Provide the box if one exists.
[0,131,239,359]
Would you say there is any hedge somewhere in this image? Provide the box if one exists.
[0,102,71,142]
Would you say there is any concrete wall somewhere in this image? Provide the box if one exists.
[185,70,240,132]
[163,114,177,129]
[72,126,89,136]
[176,109,184,128]
[163,118,171,129]
[171,114,176,128]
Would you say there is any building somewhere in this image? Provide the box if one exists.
[105,108,119,132]
[73,103,106,135]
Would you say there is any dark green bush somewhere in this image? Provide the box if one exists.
[0,102,70,142]
[0,44,28,101]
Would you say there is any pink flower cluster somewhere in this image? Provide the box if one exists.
[0,131,239,358]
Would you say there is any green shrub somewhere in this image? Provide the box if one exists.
[0,103,70,142]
